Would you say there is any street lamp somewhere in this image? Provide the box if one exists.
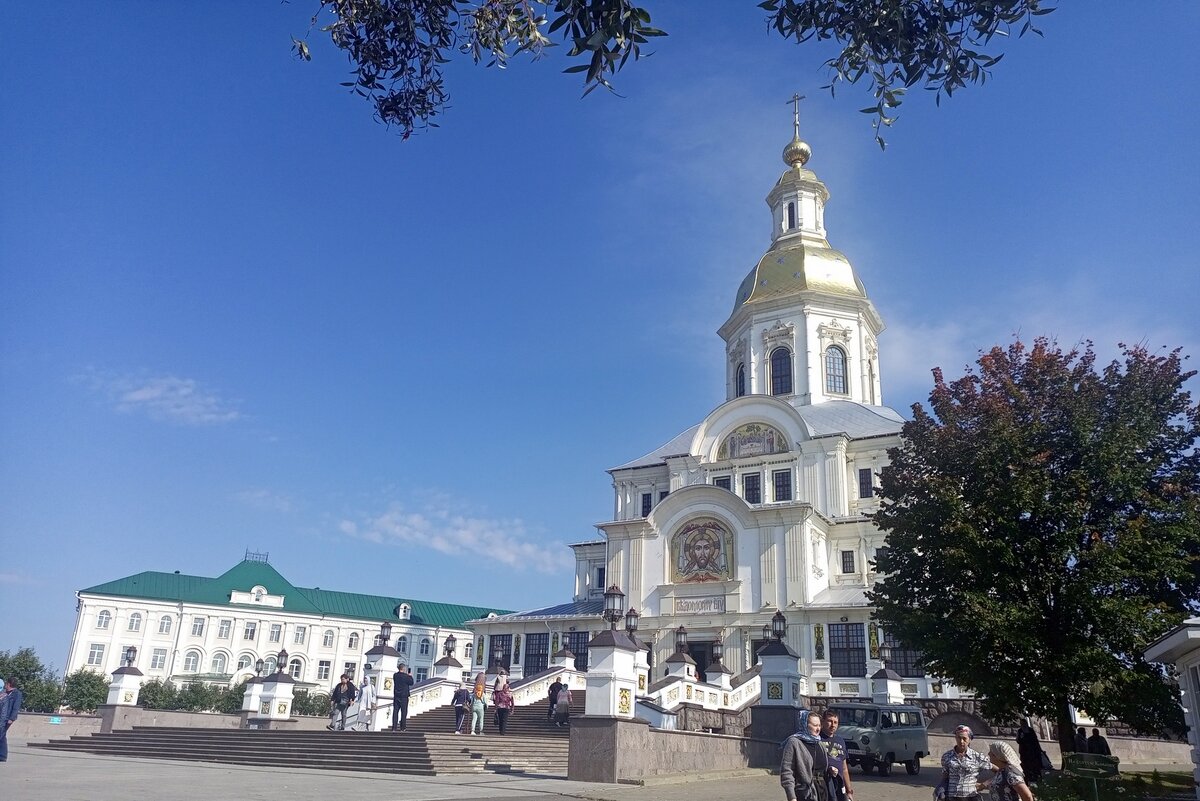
[761,624,770,642]
[276,649,288,673]
[444,633,457,657]
[879,641,893,668]
[771,610,787,642]
[380,620,393,645]
[255,659,265,676]
[674,625,688,653]
[603,584,626,630]
[123,646,137,667]
[711,633,724,664]
[624,607,640,634]
[494,647,505,670]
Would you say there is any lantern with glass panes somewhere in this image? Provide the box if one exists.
[602,584,626,629]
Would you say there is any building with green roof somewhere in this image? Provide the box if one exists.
[66,553,511,689]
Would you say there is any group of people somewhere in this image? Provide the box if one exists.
[780,708,856,801]
[451,669,517,735]
[936,725,1035,801]
[324,663,415,732]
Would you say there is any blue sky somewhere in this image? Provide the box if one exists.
[2,3,1197,672]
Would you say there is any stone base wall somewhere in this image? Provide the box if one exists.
[99,705,243,732]
[568,717,777,784]
[7,713,102,741]
[674,703,753,736]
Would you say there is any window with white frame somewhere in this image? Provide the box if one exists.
[318,660,331,681]
[289,658,303,679]
[348,632,360,650]
[858,467,874,499]
[770,346,794,396]
[825,345,848,395]
[191,617,205,637]
[211,653,228,674]
[415,667,428,681]
[464,642,473,660]
[183,650,200,672]
[264,656,278,674]
[159,615,172,635]
[743,473,762,504]
[714,475,732,491]
[96,610,112,630]
[151,648,167,670]
[217,619,232,639]
[322,629,335,648]
[244,622,257,640]
[87,644,106,666]
[237,654,252,670]
[269,624,282,643]
[773,469,792,502]
[128,612,142,632]
[343,662,356,679]
[419,638,432,656]
[841,550,856,574]
[397,636,408,653]
[293,625,306,645]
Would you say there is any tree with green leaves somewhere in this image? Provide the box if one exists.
[0,647,64,713]
[62,669,110,714]
[293,0,1053,145]
[138,678,178,711]
[869,338,1200,755]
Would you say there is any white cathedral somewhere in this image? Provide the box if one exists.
[469,117,953,702]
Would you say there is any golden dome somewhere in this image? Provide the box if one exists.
[782,136,811,169]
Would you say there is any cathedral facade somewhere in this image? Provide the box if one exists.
[471,121,957,703]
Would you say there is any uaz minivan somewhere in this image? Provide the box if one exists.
[825,702,929,777]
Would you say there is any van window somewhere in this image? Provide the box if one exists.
[881,712,893,728]
[829,706,877,727]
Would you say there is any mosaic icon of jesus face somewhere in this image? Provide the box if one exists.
[672,519,732,583]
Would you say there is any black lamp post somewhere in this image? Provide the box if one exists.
[879,641,893,668]
[380,620,393,645]
[255,659,265,676]
[761,624,770,642]
[277,649,288,673]
[123,645,137,667]
[602,584,626,630]
[771,610,787,641]
[674,625,688,653]
[711,634,724,664]
[624,607,640,635]
[444,633,457,657]
[494,647,505,670]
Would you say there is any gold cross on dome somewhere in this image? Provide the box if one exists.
[789,93,806,137]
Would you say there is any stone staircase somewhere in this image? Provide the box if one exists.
[30,692,584,776]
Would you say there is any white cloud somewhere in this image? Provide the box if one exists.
[83,371,240,425]
[340,501,573,574]
[235,488,294,514]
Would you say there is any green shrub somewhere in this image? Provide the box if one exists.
[62,669,109,713]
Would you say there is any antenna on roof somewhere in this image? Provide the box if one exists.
[245,549,270,563]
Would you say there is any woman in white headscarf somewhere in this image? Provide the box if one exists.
[356,675,376,731]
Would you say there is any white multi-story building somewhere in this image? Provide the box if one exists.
[65,553,505,689]
[469,118,962,702]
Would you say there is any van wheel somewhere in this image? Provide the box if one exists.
[859,757,875,775]
[906,757,920,775]
[878,758,892,777]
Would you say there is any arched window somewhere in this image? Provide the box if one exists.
[211,653,227,674]
[825,345,848,395]
[464,642,474,660]
[183,650,201,672]
[420,638,432,656]
[735,363,746,397]
[786,201,797,230]
[237,654,252,671]
[264,656,278,674]
[96,610,112,630]
[289,658,303,679]
[770,347,793,396]
[322,630,335,648]
[348,632,360,650]
[159,615,173,635]
[127,612,142,632]
[397,636,408,653]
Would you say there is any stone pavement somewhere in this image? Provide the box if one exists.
[1,738,1187,801]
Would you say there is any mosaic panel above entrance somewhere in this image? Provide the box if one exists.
[670,517,733,583]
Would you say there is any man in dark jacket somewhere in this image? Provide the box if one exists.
[1,677,22,762]
[392,664,414,731]
[1074,727,1088,753]
[327,674,357,731]
[1088,728,1113,756]
[547,678,563,722]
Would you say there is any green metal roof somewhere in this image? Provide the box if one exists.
[81,560,510,629]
